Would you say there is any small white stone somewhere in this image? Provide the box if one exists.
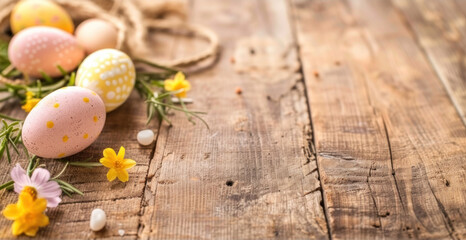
[90,208,106,231]
[118,229,125,236]
[137,129,155,146]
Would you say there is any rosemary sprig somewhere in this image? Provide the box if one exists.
[135,70,209,128]
[0,119,24,163]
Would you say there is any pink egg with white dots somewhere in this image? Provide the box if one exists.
[8,26,84,77]
[22,87,106,159]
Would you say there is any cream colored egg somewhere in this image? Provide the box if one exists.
[10,0,74,34]
[22,87,106,159]
[75,49,135,112]
[75,18,118,55]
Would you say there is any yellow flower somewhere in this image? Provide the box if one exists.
[21,91,41,113]
[2,191,49,237]
[100,146,136,182]
[164,72,191,98]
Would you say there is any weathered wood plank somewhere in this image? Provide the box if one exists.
[138,0,328,239]
[392,0,466,125]
[0,93,157,239]
[292,0,404,239]
[292,0,466,239]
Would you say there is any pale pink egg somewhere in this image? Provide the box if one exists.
[22,87,106,159]
[8,26,84,77]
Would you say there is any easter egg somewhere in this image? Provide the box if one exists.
[75,18,118,54]
[75,49,135,112]
[22,87,106,159]
[10,0,74,34]
[8,26,84,78]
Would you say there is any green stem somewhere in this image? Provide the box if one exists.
[0,180,14,190]
[54,179,83,195]
[0,113,21,121]
[134,59,179,73]
[26,155,38,177]
[68,162,103,167]
[149,99,206,114]
[136,78,155,98]
[179,97,195,125]
[52,161,69,179]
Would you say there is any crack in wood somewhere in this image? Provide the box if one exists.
[137,120,167,238]
[60,196,141,205]
[305,167,318,176]
[381,115,406,211]
[366,162,383,229]
[302,186,322,197]
[423,168,458,240]
[292,13,333,236]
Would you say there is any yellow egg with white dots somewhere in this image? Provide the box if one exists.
[10,0,74,34]
[22,87,106,159]
[75,49,136,112]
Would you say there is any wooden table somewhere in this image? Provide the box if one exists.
[1,0,466,239]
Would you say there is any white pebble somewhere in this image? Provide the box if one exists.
[137,129,155,146]
[118,229,125,236]
[90,208,106,231]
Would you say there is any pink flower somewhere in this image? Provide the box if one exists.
[10,164,62,208]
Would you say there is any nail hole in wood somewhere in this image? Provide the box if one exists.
[381,211,390,217]
[226,180,234,186]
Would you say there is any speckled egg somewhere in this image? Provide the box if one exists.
[75,49,135,112]
[8,26,84,78]
[22,87,106,159]
[10,0,74,34]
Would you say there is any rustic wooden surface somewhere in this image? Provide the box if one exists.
[0,0,465,239]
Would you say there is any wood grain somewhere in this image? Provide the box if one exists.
[0,92,158,239]
[0,0,465,239]
[292,0,466,239]
[138,0,328,239]
[392,0,466,125]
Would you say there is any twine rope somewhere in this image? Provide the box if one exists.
[0,0,219,84]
